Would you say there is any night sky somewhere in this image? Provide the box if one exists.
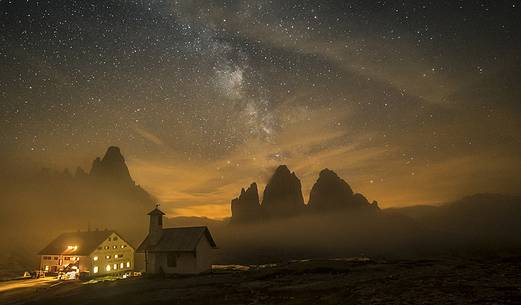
[1,0,520,218]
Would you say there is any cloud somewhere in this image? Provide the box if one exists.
[131,125,164,146]
[126,100,391,218]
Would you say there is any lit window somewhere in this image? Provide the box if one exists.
[121,245,126,248]
[114,254,118,259]
[67,245,78,251]
[113,264,117,270]
[106,265,111,271]
[126,261,130,268]
[120,262,124,269]
[106,255,111,259]
[93,256,98,261]
[104,246,109,250]
[93,266,98,273]
[113,245,117,249]
[44,265,49,271]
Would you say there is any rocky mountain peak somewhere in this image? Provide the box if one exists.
[308,168,354,211]
[261,165,305,218]
[308,168,377,212]
[102,146,125,164]
[231,183,261,223]
[89,146,133,185]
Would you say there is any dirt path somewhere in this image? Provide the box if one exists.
[0,277,73,305]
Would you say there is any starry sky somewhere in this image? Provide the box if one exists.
[1,0,520,218]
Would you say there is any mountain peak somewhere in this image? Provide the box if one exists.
[102,146,125,163]
[308,168,377,212]
[274,164,290,174]
[89,146,133,185]
[262,165,305,218]
[318,168,338,178]
[231,182,261,223]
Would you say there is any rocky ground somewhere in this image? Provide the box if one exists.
[2,255,520,305]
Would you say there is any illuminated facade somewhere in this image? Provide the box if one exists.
[38,230,134,277]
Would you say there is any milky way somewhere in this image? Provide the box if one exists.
[1,1,520,218]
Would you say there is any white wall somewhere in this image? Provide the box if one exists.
[89,232,134,276]
[148,252,196,274]
[195,236,214,273]
[145,236,215,274]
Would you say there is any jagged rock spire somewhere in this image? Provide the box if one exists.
[308,168,378,212]
[261,165,305,218]
[231,183,261,223]
[89,146,133,185]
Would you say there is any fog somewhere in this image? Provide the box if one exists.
[0,164,153,278]
[1,161,520,279]
[177,194,521,264]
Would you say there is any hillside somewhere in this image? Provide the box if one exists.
[2,255,520,305]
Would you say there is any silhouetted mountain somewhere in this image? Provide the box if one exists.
[230,167,379,222]
[231,183,261,223]
[0,146,156,271]
[89,146,134,185]
[75,166,88,179]
[385,205,438,219]
[261,165,305,218]
[387,193,521,244]
[164,216,225,231]
[308,169,378,212]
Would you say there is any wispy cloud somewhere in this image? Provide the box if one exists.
[131,125,164,146]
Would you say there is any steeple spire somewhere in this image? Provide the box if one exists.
[147,204,165,245]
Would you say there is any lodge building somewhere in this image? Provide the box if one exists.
[38,230,135,277]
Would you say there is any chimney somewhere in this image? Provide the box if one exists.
[148,205,165,245]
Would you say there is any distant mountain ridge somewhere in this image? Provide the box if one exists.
[3,146,155,243]
[385,193,521,241]
[39,146,152,201]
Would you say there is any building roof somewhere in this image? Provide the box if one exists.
[148,207,165,216]
[38,230,118,256]
[136,226,217,253]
